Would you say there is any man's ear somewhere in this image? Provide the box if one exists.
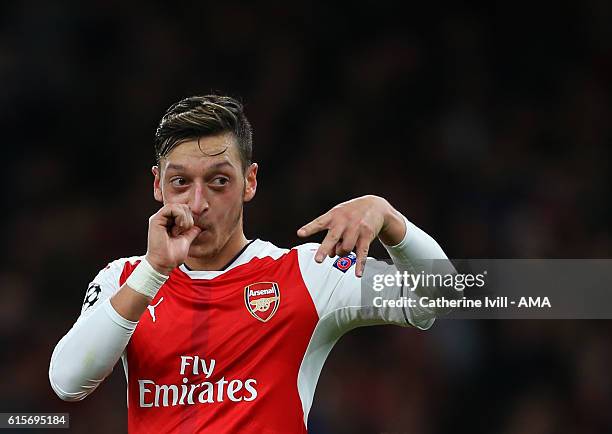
[243,163,258,203]
[152,166,163,203]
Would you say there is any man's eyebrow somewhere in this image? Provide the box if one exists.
[209,161,235,171]
[165,161,235,172]
[166,163,185,171]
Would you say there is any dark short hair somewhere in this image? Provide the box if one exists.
[154,95,253,171]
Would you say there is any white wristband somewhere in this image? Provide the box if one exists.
[126,258,169,299]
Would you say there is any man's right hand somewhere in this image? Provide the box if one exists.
[111,204,200,321]
[145,204,202,275]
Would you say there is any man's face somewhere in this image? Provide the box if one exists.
[152,133,257,260]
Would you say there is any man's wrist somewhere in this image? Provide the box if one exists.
[378,199,406,246]
[126,257,170,299]
[144,254,175,276]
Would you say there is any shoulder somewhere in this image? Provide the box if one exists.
[246,240,322,269]
[254,240,321,264]
[97,255,143,276]
[102,255,143,272]
[290,242,320,264]
[291,242,358,277]
[290,242,352,265]
[80,255,143,316]
[250,239,290,260]
[291,242,320,254]
[91,255,144,288]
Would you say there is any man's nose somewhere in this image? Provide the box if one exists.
[189,183,209,216]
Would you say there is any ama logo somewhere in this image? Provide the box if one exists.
[244,282,280,322]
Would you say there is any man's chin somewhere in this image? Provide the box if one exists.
[188,235,217,257]
[192,228,212,243]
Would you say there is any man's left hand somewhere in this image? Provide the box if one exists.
[297,195,406,277]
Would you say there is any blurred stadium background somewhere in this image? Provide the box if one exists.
[1,1,611,433]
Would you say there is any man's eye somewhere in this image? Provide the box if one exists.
[211,177,229,186]
[170,178,187,187]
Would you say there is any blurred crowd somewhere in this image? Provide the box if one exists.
[1,1,611,433]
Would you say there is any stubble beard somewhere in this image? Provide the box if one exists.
[188,203,244,261]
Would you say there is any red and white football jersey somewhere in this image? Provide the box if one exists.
[74,239,432,433]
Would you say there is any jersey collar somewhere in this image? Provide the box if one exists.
[178,239,261,280]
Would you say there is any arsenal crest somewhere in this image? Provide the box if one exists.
[244,282,280,322]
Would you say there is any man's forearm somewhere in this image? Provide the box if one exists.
[49,296,138,401]
[383,215,448,263]
[49,257,170,401]
[383,214,456,326]
[110,284,152,321]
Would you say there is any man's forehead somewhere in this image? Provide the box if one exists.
[161,134,240,171]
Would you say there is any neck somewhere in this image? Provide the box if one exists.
[184,225,249,271]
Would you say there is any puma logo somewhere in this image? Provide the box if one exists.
[147,297,164,323]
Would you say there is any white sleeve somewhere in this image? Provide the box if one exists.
[383,215,456,327]
[297,214,451,333]
[49,257,140,402]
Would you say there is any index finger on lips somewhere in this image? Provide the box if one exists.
[161,203,181,219]
[177,205,193,227]
[158,204,189,230]
[151,204,175,227]
[175,206,196,235]
[167,206,184,236]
